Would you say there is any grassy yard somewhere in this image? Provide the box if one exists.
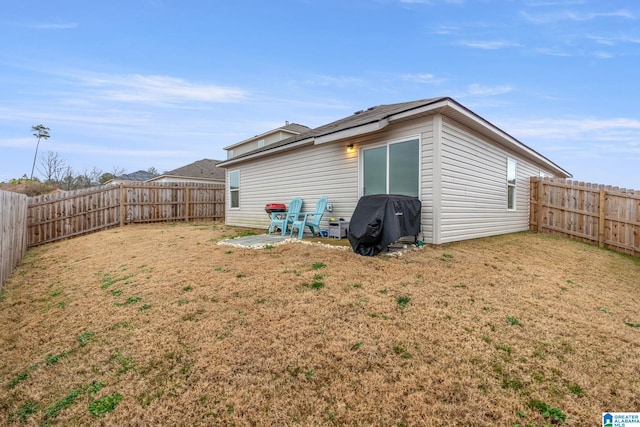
[0,222,638,426]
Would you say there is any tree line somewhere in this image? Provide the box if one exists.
[1,125,156,195]
[2,150,158,196]
[34,151,158,190]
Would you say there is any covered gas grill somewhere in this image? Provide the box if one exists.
[347,194,421,256]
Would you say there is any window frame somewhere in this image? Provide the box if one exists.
[229,169,240,209]
[359,136,421,198]
[507,158,517,211]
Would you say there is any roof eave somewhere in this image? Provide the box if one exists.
[389,97,452,122]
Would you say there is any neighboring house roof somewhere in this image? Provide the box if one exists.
[147,159,225,182]
[223,122,311,150]
[277,122,311,134]
[217,97,572,179]
[116,170,159,181]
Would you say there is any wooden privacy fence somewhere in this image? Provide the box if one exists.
[27,182,225,247]
[530,177,639,256]
[1,190,28,286]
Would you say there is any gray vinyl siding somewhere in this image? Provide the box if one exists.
[419,118,435,243]
[437,117,536,243]
[225,141,359,231]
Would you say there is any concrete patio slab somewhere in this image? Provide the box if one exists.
[218,234,293,249]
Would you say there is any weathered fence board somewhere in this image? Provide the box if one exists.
[530,177,639,257]
[0,190,28,286]
[27,182,225,247]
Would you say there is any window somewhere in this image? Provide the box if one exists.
[257,139,265,148]
[362,138,419,197]
[229,170,240,208]
[507,158,517,210]
[227,149,234,159]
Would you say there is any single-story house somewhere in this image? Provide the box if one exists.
[216,97,571,244]
[146,159,225,184]
[106,170,159,185]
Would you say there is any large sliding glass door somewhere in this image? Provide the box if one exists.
[362,138,419,197]
[363,146,386,196]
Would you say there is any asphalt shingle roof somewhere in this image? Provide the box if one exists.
[164,159,225,180]
[117,170,159,181]
[279,123,311,134]
[218,96,570,178]
[228,97,446,161]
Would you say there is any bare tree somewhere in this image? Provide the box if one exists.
[30,124,50,180]
[89,166,103,185]
[38,151,66,184]
[61,166,75,191]
[98,166,127,185]
[111,166,126,177]
[77,166,103,188]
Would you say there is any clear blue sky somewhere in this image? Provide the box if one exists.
[1,0,639,188]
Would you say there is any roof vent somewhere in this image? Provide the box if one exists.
[354,110,364,115]
[367,106,376,111]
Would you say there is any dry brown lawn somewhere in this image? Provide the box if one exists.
[0,222,638,426]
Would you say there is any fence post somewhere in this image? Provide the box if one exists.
[536,179,544,232]
[119,184,125,227]
[598,189,605,247]
[0,190,28,287]
[185,187,190,221]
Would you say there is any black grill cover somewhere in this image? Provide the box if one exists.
[348,194,421,256]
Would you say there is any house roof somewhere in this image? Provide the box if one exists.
[217,97,571,178]
[148,159,225,182]
[223,122,311,150]
[116,170,159,181]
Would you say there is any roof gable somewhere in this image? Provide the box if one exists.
[217,97,570,178]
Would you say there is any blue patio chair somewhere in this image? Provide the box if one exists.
[290,196,328,239]
[268,197,303,236]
